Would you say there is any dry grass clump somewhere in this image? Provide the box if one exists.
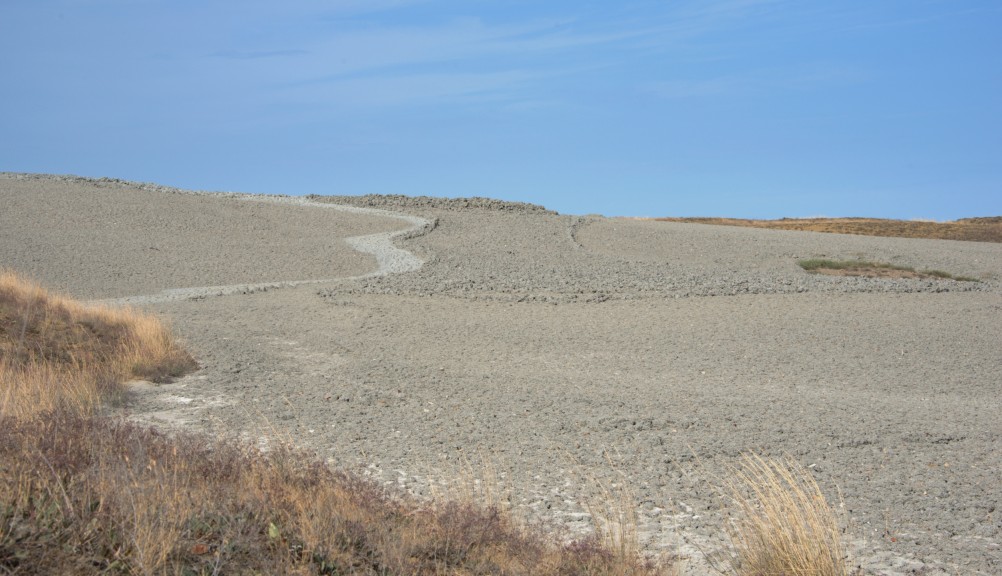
[797,259,979,282]
[654,216,1002,243]
[0,270,197,419]
[0,270,667,575]
[0,414,666,575]
[720,454,849,576]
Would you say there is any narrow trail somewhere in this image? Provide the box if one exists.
[93,194,435,306]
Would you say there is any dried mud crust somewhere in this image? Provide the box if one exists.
[309,203,998,302]
[3,178,1001,574]
[145,288,1002,576]
[0,173,432,302]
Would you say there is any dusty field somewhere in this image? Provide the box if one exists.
[654,216,1002,243]
[2,173,1001,574]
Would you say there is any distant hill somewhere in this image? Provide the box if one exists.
[652,216,1002,243]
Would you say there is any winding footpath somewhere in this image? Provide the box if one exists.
[94,193,434,306]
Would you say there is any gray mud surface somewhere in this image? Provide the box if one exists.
[2,173,1000,574]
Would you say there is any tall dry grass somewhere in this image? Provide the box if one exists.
[721,453,850,576]
[0,269,197,419]
[1,413,672,575]
[0,270,670,575]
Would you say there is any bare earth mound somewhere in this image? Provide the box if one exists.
[2,173,1000,574]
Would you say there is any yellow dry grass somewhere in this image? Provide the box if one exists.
[0,269,197,419]
[721,453,849,576]
[0,269,671,575]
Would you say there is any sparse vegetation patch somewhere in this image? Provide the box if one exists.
[0,270,198,419]
[797,259,979,282]
[720,454,849,576]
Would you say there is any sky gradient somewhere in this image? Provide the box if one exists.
[2,1,1000,219]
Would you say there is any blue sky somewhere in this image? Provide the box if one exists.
[2,1,1000,219]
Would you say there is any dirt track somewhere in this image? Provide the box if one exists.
[2,173,1000,574]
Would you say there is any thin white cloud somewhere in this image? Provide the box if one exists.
[212,49,310,60]
[286,16,646,82]
[646,64,867,100]
[647,77,741,99]
[106,0,852,112]
[243,2,777,109]
[841,4,1002,32]
[234,1,800,82]
[280,69,539,109]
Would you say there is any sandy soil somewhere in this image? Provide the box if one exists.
[2,173,1000,574]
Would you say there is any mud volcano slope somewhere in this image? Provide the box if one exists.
[0,174,424,300]
[2,174,1001,575]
